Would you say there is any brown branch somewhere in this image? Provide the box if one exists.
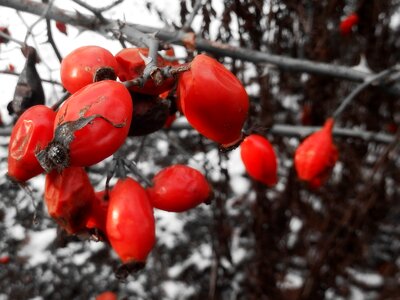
[1,0,400,95]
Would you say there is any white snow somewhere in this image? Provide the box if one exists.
[289,217,303,232]
[7,223,25,241]
[163,281,195,300]
[346,268,383,287]
[279,272,304,289]
[19,228,57,266]
[156,139,169,157]
[155,209,186,249]
[72,251,92,266]
[229,176,250,196]
[168,243,212,278]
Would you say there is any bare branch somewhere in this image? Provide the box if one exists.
[72,0,123,17]
[98,0,124,12]
[182,0,204,30]
[271,124,397,144]
[45,19,62,63]
[24,0,55,44]
[332,67,400,119]
[72,0,106,23]
[0,30,25,46]
[1,0,399,95]
[0,70,62,86]
[51,92,71,111]
[171,122,396,144]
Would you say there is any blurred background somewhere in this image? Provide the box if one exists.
[0,0,399,299]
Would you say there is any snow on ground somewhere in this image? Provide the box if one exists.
[226,147,250,196]
[163,280,196,300]
[155,209,187,249]
[168,243,212,278]
[18,228,57,266]
[346,268,384,288]
[279,272,304,289]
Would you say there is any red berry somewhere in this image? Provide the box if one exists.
[147,165,211,212]
[44,167,95,234]
[53,80,132,168]
[177,54,249,146]
[340,13,359,36]
[96,291,117,300]
[115,48,174,95]
[106,177,155,263]
[0,256,10,264]
[8,105,56,182]
[60,46,119,93]
[85,190,109,235]
[164,113,177,128]
[240,134,278,187]
[294,118,338,188]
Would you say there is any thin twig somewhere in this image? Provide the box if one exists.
[98,0,124,12]
[332,67,400,119]
[0,70,62,85]
[17,11,58,73]
[23,0,55,44]
[51,92,71,111]
[0,30,25,46]
[123,158,152,187]
[45,18,62,63]
[133,136,147,162]
[73,0,123,16]
[72,0,107,23]
[182,0,204,30]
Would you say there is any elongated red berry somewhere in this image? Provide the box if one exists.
[340,13,359,36]
[240,134,278,187]
[8,105,56,182]
[294,118,338,188]
[147,164,211,212]
[85,190,109,235]
[44,167,95,234]
[106,177,155,263]
[177,54,249,146]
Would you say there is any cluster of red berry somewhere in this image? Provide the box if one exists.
[240,118,338,189]
[7,43,338,266]
[7,45,249,266]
